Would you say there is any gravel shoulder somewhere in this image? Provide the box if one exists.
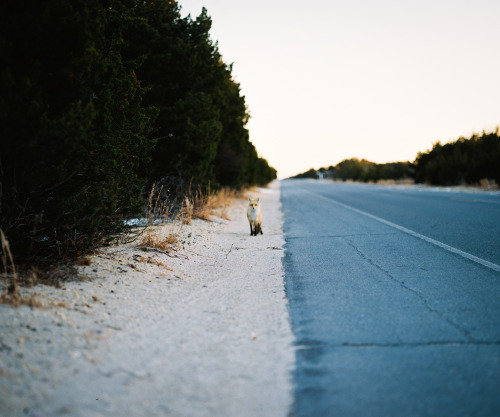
[0,181,295,417]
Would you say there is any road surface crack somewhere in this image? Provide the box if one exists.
[345,239,476,343]
[97,367,152,379]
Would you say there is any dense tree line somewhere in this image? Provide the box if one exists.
[291,159,410,182]
[330,159,410,182]
[291,168,319,179]
[0,0,276,259]
[413,130,500,186]
[292,129,500,186]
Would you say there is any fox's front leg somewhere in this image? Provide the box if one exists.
[249,223,254,236]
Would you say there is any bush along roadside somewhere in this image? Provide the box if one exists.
[0,0,276,265]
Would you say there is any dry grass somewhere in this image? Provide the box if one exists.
[182,196,193,225]
[376,178,415,185]
[479,178,498,188]
[1,228,87,307]
[140,232,179,251]
[0,293,45,308]
[184,186,247,223]
[220,206,231,221]
[137,256,174,271]
[139,184,183,251]
[0,243,42,306]
[204,187,238,220]
[1,229,20,304]
[0,232,80,308]
[0,184,246,307]
[182,186,210,223]
[76,257,92,266]
[139,183,246,250]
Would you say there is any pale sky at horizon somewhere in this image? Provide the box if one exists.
[179,0,500,179]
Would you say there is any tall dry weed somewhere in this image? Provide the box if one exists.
[182,197,193,225]
[183,186,245,222]
[139,183,246,249]
[139,184,183,251]
[1,229,20,303]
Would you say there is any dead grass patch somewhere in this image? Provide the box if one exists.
[53,301,72,309]
[0,292,44,308]
[139,184,183,251]
[376,179,415,185]
[138,256,174,271]
[479,178,498,188]
[220,206,231,221]
[1,229,20,304]
[1,230,85,308]
[138,183,246,251]
[140,232,179,251]
[182,196,193,224]
[183,186,247,223]
[76,257,92,266]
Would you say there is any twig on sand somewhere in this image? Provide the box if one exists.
[225,243,235,260]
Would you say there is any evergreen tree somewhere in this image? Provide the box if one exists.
[0,0,277,261]
[414,130,500,186]
[0,0,155,257]
[127,3,223,187]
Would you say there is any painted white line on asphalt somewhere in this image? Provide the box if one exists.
[304,189,500,274]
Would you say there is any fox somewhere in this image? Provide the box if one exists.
[247,197,263,236]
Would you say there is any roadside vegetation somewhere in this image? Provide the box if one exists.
[0,0,276,272]
[292,129,500,187]
[413,129,500,186]
[0,178,248,305]
[138,183,242,252]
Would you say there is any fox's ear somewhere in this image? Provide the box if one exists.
[248,198,252,202]
[256,198,260,202]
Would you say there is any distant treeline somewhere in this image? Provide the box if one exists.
[292,130,500,187]
[413,130,500,186]
[292,160,411,182]
[0,0,276,258]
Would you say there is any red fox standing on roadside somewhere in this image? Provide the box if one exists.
[247,197,263,236]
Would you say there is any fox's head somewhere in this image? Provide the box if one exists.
[248,197,260,208]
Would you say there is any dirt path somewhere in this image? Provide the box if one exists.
[0,181,295,417]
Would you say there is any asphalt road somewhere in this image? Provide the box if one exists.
[281,180,500,417]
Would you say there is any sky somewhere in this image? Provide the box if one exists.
[178,0,500,179]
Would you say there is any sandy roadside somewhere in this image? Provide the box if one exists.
[0,181,295,417]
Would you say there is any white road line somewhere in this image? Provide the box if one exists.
[303,188,500,274]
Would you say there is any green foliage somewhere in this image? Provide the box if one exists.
[0,0,156,257]
[413,130,500,185]
[331,159,410,182]
[126,3,222,186]
[0,0,275,260]
[292,160,410,182]
[292,129,500,187]
[291,169,320,179]
[128,3,275,188]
